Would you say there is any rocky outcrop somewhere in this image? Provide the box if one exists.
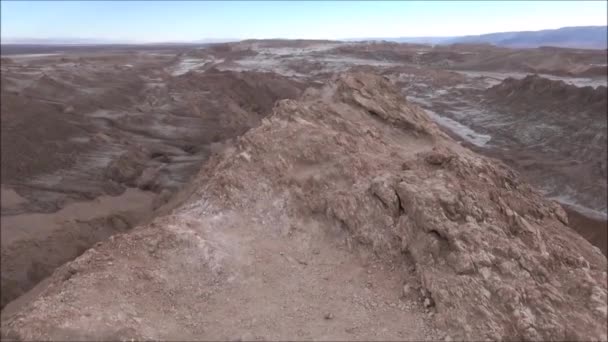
[485,74,607,114]
[2,72,606,341]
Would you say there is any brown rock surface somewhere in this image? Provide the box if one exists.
[486,74,607,113]
[1,72,606,341]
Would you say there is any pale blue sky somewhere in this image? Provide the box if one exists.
[1,1,606,42]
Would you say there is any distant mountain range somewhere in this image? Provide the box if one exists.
[0,37,238,45]
[0,37,139,45]
[352,26,608,50]
[2,26,606,50]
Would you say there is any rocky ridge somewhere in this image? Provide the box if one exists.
[486,74,607,113]
[1,72,606,341]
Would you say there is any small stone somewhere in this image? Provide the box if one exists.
[67,265,78,275]
[480,267,492,280]
[444,335,452,342]
[324,312,334,320]
[402,284,411,297]
[424,297,434,308]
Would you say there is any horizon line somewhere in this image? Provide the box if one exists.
[2,24,606,45]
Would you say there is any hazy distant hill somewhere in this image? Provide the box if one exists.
[0,37,138,45]
[351,26,608,50]
[444,26,608,49]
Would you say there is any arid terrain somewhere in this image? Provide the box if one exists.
[1,41,606,340]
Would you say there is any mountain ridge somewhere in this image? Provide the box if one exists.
[346,26,608,50]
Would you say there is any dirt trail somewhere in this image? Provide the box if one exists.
[0,210,439,341]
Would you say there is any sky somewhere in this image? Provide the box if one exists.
[1,1,607,42]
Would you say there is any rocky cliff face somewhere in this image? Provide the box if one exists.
[2,72,606,341]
